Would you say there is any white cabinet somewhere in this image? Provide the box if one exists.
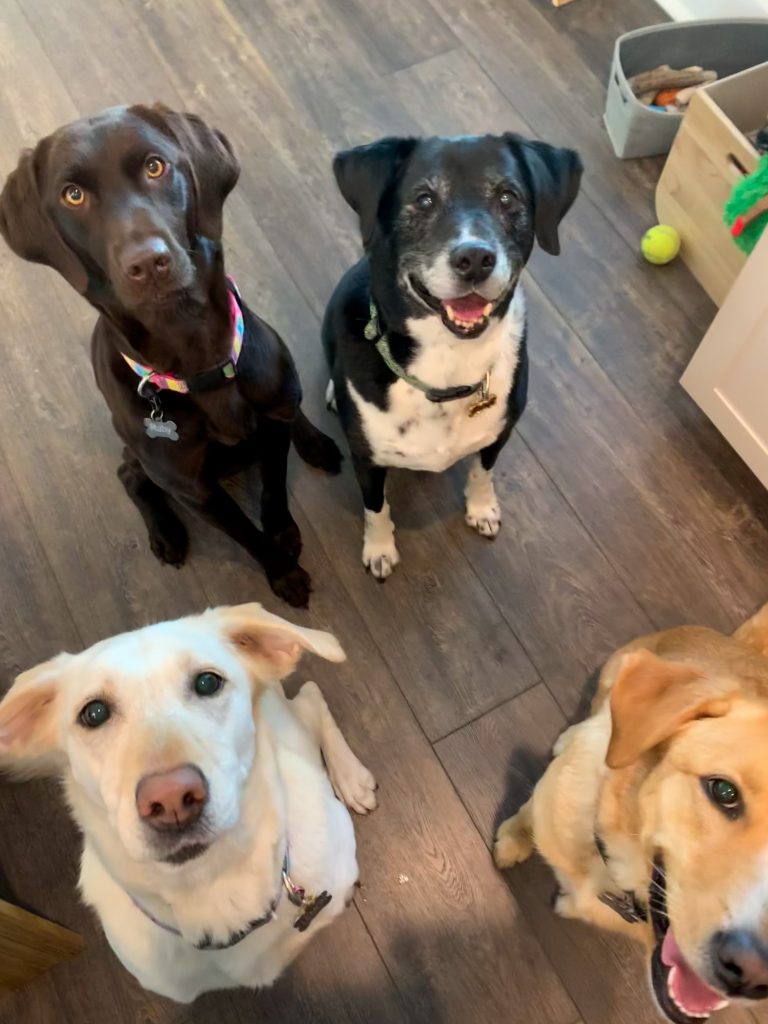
[682,228,768,490]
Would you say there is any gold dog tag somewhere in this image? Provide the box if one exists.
[467,373,497,417]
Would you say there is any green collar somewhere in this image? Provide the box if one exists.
[364,300,492,406]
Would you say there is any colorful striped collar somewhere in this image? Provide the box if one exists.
[121,277,245,395]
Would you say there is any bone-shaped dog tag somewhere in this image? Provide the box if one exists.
[293,891,332,932]
[144,416,179,441]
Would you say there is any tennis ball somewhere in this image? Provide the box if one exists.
[641,224,681,265]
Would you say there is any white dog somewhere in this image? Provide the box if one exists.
[0,603,377,1001]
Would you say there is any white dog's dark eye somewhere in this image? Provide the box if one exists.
[80,700,111,728]
[705,777,742,817]
[499,188,520,208]
[193,671,224,697]
[414,192,435,212]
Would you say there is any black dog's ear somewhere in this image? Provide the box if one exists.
[333,137,418,247]
[507,135,582,256]
[133,104,240,243]
[0,138,88,293]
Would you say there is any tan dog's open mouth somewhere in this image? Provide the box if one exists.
[649,859,729,1023]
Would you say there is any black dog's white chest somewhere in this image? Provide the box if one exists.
[350,294,524,472]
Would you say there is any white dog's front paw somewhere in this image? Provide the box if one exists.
[328,749,378,814]
[362,503,399,580]
[465,502,501,538]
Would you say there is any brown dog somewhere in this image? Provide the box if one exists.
[495,602,768,1023]
[0,105,340,608]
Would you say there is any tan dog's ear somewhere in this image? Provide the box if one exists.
[131,104,239,243]
[211,603,345,681]
[607,649,734,769]
[0,653,72,767]
[0,139,88,292]
[734,601,768,658]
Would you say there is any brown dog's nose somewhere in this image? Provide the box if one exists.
[136,765,208,830]
[712,930,768,999]
[121,238,172,285]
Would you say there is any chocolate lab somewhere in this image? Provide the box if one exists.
[0,104,340,607]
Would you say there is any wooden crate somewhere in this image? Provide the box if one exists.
[656,62,766,307]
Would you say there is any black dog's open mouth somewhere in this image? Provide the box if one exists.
[408,275,497,339]
[649,858,729,1023]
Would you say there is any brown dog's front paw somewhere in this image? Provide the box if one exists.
[268,520,303,562]
[269,564,312,608]
[149,519,189,568]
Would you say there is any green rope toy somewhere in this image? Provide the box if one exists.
[725,153,768,255]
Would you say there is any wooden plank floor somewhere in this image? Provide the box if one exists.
[1,0,767,1021]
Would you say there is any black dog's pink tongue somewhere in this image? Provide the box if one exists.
[442,294,490,320]
[662,929,728,1018]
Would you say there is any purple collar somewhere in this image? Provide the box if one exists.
[129,846,332,949]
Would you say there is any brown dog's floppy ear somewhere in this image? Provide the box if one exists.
[506,134,582,256]
[606,649,735,769]
[333,136,418,248]
[0,140,88,292]
[211,602,345,682]
[132,104,240,243]
[0,653,72,770]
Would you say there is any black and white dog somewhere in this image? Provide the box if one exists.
[322,134,582,578]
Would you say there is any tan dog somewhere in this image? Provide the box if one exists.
[0,604,376,1001]
[495,602,768,1024]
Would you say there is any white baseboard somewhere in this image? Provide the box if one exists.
[656,0,768,18]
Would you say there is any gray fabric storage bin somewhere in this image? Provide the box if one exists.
[604,19,768,159]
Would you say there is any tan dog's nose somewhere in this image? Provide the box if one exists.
[713,930,768,999]
[136,765,208,830]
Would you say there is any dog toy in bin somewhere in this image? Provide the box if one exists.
[641,225,680,265]
[725,154,768,255]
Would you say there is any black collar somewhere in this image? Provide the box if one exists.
[365,300,495,408]
[594,832,648,925]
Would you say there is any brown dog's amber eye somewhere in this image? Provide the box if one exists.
[62,184,85,207]
[145,156,167,179]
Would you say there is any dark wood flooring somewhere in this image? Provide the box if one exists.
[1,0,767,1021]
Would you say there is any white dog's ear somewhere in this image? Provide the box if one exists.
[0,653,72,767]
[211,603,346,681]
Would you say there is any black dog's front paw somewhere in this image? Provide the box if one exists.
[268,563,312,608]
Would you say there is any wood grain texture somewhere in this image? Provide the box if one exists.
[1,0,767,1020]
[0,900,82,994]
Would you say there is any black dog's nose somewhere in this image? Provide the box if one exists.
[121,238,172,285]
[450,242,497,284]
[712,930,768,999]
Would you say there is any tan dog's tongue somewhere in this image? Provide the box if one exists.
[662,930,728,1017]
[443,294,489,320]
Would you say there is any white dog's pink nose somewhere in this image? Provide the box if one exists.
[135,765,208,830]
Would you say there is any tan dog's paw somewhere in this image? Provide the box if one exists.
[494,815,533,868]
[328,748,378,815]
[553,890,578,919]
